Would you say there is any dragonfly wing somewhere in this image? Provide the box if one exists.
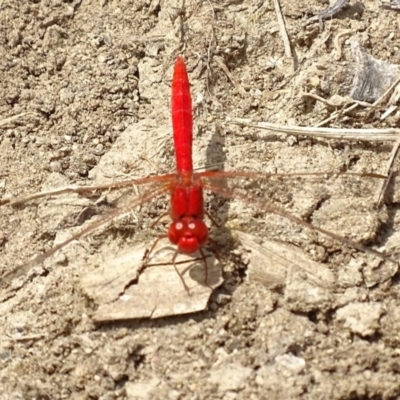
[0,174,175,207]
[199,170,387,241]
[198,170,386,203]
[201,174,391,262]
[1,185,170,287]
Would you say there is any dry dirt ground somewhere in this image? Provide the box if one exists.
[1,0,400,399]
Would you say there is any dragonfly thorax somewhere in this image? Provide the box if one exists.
[168,217,208,254]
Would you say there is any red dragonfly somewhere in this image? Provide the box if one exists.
[0,56,389,288]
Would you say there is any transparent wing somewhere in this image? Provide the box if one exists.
[199,170,389,260]
[199,170,385,204]
[0,181,171,287]
[0,173,175,207]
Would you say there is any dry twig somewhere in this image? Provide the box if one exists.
[214,56,246,96]
[272,0,292,59]
[375,139,400,206]
[0,112,39,127]
[229,118,400,142]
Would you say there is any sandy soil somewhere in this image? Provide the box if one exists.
[1,0,400,398]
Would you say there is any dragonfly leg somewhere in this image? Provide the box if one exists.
[141,237,220,295]
[140,235,191,294]
[138,234,168,277]
[149,211,169,229]
[204,209,220,228]
[171,250,191,295]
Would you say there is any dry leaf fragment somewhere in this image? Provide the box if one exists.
[235,230,335,290]
[80,238,223,321]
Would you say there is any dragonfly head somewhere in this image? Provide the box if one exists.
[168,217,208,254]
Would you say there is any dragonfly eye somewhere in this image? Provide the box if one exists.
[168,218,208,254]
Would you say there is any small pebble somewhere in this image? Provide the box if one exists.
[49,161,62,173]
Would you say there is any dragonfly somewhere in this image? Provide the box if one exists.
[0,56,390,290]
